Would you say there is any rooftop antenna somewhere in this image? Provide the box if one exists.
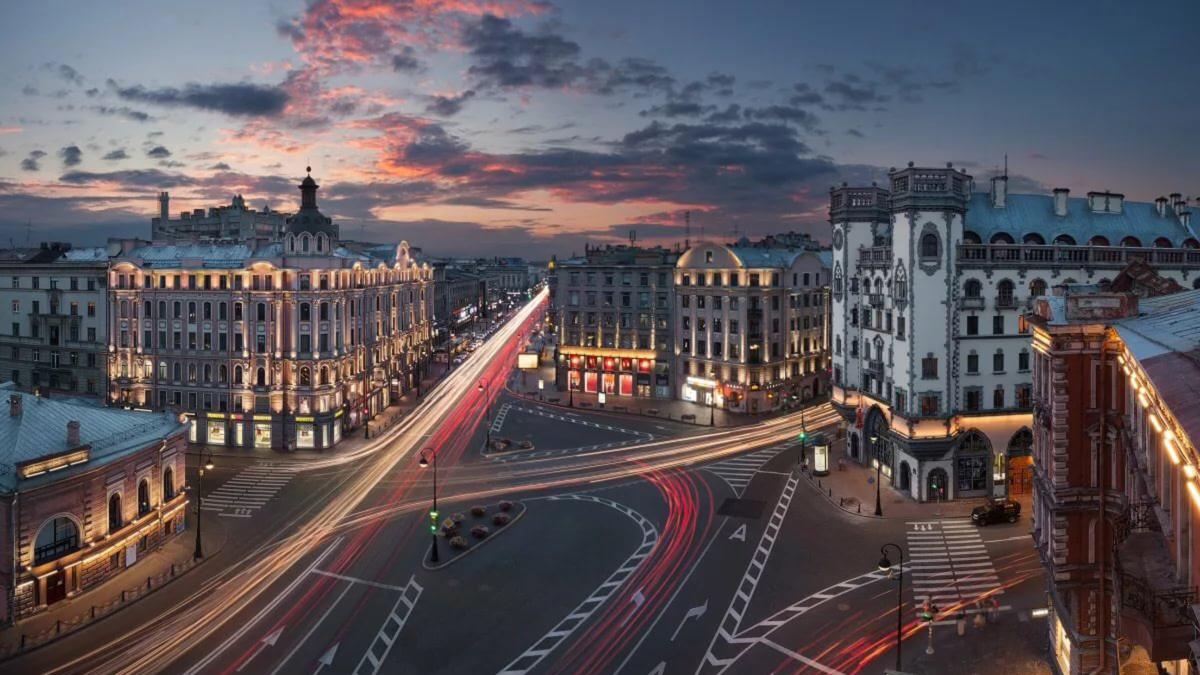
[25,221,31,246]
[629,229,636,246]
[684,210,691,249]
[1004,153,1008,179]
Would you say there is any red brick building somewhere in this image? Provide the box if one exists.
[1029,285,1199,675]
[0,385,188,623]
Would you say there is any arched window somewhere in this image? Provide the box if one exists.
[963,230,982,244]
[320,302,330,321]
[994,348,1005,372]
[203,364,212,382]
[894,267,907,300]
[997,279,1015,306]
[188,364,197,382]
[990,232,1014,244]
[873,277,883,295]
[1089,235,1110,246]
[173,301,182,318]
[188,301,197,323]
[300,303,311,322]
[138,479,151,516]
[1154,237,1173,248]
[219,365,227,383]
[109,492,123,532]
[173,363,182,381]
[316,234,326,252]
[257,303,267,322]
[1030,279,1047,297]
[119,300,129,318]
[964,279,982,298]
[302,234,311,253]
[920,233,939,258]
[203,302,212,320]
[256,367,266,386]
[219,302,227,320]
[35,517,80,565]
[1008,428,1033,457]
[164,467,175,499]
[320,366,330,384]
[1023,233,1046,245]
[1120,236,1142,247]
[234,366,243,384]
[1053,234,1076,245]
[158,300,166,318]
[300,367,311,386]
[833,264,843,294]
[1183,238,1200,249]
[234,302,243,321]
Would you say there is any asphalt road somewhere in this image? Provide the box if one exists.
[5,292,1049,675]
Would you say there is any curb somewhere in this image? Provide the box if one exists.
[799,469,974,522]
[422,502,528,571]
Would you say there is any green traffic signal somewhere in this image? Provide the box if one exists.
[430,524,437,533]
[430,510,439,519]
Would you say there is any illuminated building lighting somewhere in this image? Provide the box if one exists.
[1138,392,1150,409]
[1188,481,1200,510]
[1184,464,1197,480]
[1030,607,1049,618]
[1165,438,1181,465]
[1149,413,1162,433]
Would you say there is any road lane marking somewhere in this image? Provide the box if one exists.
[351,575,424,675]
[761,638,849,675]
[266,583,353,675]
[310,570,412,592]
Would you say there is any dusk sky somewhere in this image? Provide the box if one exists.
[1,0,1197,258]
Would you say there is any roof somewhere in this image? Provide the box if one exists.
[965,193,1198,246]
[60,247,109,263]
[116,242,375,268]
[813,250,834,270]
[1106,259,1186,296]
[728,247,805,268]
[1116,289,1200,451]
[0,387,186,492]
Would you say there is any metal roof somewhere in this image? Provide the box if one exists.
[728,247,805,268]
[965,193,1197,246]
[0,386,185,492]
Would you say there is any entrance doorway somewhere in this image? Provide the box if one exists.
[850,433,859,460]
[899,461,911,492]
[45,570,67,606]
[927,468,948,502]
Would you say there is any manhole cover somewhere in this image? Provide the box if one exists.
[717,498,766,519]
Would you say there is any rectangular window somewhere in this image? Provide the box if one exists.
[967,353,979,374]
[965,388,981,411]
[921,356,937,379]
[993,386,1005,409]
[992,315,1004,335]
[993,351,1005,373]
[919,393,939,416]
[966,315,978,336]
[1019,351,1030,372]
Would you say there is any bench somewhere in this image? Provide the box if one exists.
[680,414,696,422]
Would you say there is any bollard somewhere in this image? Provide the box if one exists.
[818,479,822,488]
[91,605,96,620]
[828,487,832,497]
[147,577,152,590]
[840,497,844,506]
[20,634,26,649]
[56,620,61,634]
[121,590,126,603]
[171,563,176,577]
[857,504,861,513]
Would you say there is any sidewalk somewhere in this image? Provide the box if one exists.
[798,436,1033,520]
[0,501,229,658]
[196,360,451,460]
[507,362,823,428]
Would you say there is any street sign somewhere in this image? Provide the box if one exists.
[538,379,544,390]
[598,392,606,405]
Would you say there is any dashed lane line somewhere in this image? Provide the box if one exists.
[702,444,793,497]
[351,575,424,675]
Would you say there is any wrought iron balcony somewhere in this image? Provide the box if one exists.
[960,296,985,310]
[856,246,892,269]
[958,243,1200,268]
[994,295,1018,309]
[867,293,884,307]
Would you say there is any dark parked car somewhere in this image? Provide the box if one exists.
[971,498,1021,525]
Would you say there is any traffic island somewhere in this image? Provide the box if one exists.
[484,438,535,454]
[423,500,527,570]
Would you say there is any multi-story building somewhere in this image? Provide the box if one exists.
[674,240,830,414]
[555,245,678,399]
[476,258,530,295]
[107,171,435,450]
[830,163,1200,501]
[151,192,288,241]
[0,384,188,622]
[0,243,109,398]
[1028,284,1198,675]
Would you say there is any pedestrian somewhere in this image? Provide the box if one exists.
[956,611,967,637]
[988,597,1000,623]
[973,600,986,629]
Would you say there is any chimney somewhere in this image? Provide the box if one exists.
[1183,211,1192,231]
[159,192,170,224]
[9,393,21,417]
[1053,188,1069,217]
[990,175,1008,208]
[1174,199,1188,217]
[1155,196,1169,217]
[67,420,80,448]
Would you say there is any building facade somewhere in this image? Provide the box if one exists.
[1029,286,1199,675]
[674,241,830,414]
[0,385,188,623]
[0,244,110,398]
[151,192,288,241]
[107,172,434,450]
[830,163,1200,501]
[554,245,678,399]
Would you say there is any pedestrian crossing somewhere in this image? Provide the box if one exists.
[200,462,295,518]
[704,444,791,497]
[906,519,1002,611]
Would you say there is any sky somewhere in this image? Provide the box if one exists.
[1,0,1197,259]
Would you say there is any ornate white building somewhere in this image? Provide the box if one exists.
[107,171,435,450]
[830,163,1199,501]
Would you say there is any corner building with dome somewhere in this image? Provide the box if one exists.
[106,170,435,450]
[829,162,1200,501]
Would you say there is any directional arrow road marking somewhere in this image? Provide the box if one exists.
[620,588,647,627]
[670,599,708,641]
[313,643,338,674]
[237,625,284,673]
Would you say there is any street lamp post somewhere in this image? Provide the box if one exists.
[419,448,439,563]
[709,387,716,427]
[871,433,883,516]
[877,543,905,672]
[193,451,214,560]
[478,378,492,448]
[797,412,808,466]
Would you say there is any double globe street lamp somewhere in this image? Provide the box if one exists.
[419,447,439,563]
[871,433,883,517]
[193,450,215,560]
[877,543,905,672]
[478,377,492,448]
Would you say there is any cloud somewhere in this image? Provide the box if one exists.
[790,83,823,106]
[59,145,83,167]
[158,160,186,168]
[146,145,172,158]
[90,105,154,122]
[210,162,232,170]
[57,64,84,85]
[103,149,130,161]
[742,105,820,132]
[114,81,289,117]
[823,75,890,111]
[425,90,476,117]
[846,128,864,138]
[21,85,38,96]
[391,46,423,72]
[21,150,46,172]
[58,168,197,189]
[641,101,713,118]
[1028,152,1048,160]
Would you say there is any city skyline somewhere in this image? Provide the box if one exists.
[1,0,1198,258]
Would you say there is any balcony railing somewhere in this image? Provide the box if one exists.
[857,246,892,268]
[961,296,985,310]
[867,293,884,307]
[865,359,883,375]
[958,243,1200,268]
[994,295,1018,309]
[1118,573,1197,629]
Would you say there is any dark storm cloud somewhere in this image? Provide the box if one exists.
[461,15,673,98]
[113,81,289,117]
[20,150,46,172]
[103,149,129,161]
[442,196,552,211]
[146,145,172,158]
[59,145,83,167]
[90,105,153,122]
[21,85,37,97]
[704,104,742,124]
[391,46,423,73]
[59,168,197,188]
[425,90,476,117]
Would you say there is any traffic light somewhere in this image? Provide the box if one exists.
[920,598,939,621]
[798,431,807,442]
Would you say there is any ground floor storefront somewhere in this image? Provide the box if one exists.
[679,372,827,415]
[186,385,390,450]
[560,353,672,399]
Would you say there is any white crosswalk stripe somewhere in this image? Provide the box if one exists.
[201,462,295,518]
[704,445,792,497]
[905,520,1002,613]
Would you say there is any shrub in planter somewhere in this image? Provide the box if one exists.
[471,525,490,539]
[449,536,469,550]
[470,505,487,517]
[451,513,466,525]
[493,512,510,526]
[519,440,533,449]
[498,500,513,512]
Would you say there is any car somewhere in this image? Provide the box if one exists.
[971,498,1021,525]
